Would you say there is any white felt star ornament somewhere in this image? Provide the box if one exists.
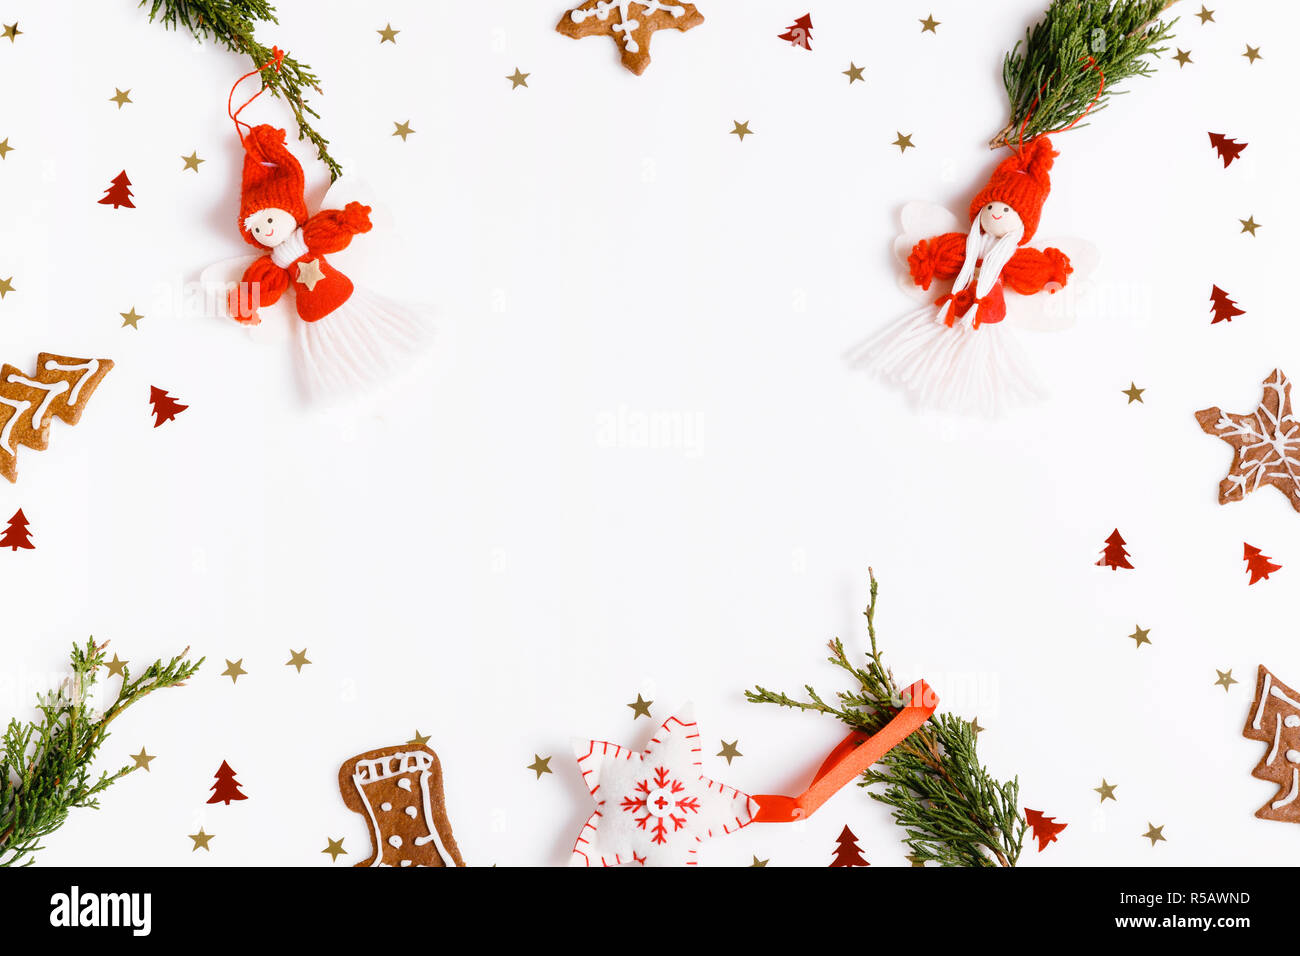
[570,706,755,866]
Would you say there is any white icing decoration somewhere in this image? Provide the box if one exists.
[1271,684,1300,710]
[388,835,403,848]
[397,778,413,791]
[1272,768,1300,810]
[42,358,99,406]
[1269,714,1282,765]
[1252,672,1274,730]
[1287,716,1300,728]
[380,802,392,811]
[569,1,687,54]
[1288,750,1300,765]
[0,395,29,452]
[4,373,68,432]
[405,806,417,818]
[400,860,413,867]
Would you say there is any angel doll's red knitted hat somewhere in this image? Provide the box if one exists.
[236,124,307,246]
[968,136,1057,243]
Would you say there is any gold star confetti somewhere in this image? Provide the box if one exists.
[189,828,214,851]
[1215,669,1238,692]
[1242,45,1261,64]
[892,131,915,153]
[285,648,311,673]
[322,837,347,861]
[905,853,926,867]
[0,138,12,160]
[1239,215,1260,236]
[919,14,940,33]
[119,307,143,330]
[296,258,325,291]
[1173,49,1192,67]
[969,718,985,738]
[842,62,865,84]
[105,653,129,677]
[1123,382,1145,404]
[2,23,20,43]
[527,754,552,779]
[730,120,753,141]
[750,855,769,867]
[131,747,155,771]
[392,120,415,141]
[0,277,12,298]
[627,694,653,719]
[1129,626,1152,649]
[222,659,247,684]
[409,729,431,746]
[506,68,530,89]
[377,23,400,43]
[1195,6,1214,24]
[1095,779,1118,802]
[1142,823,1166,846]
[717,740,742,764]
[181,151,204,172]
[109,88,132,109]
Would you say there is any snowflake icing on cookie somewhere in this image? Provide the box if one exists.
[570,1,688,53]
[1196,369,1300,512]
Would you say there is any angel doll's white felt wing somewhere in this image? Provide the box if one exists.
[894,201,961,300]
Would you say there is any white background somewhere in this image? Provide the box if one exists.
[2,0,1297,867]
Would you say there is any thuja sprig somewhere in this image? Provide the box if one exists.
[0,638,202,866]
[991,0,1180,149]
[746,570,1026,867]
[140,0,341,179]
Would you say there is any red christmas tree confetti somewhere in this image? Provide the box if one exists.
[1208,132,1247,168]
[1096,529,1134,570]
[1024,808,1067,851]
[829,825,869,867]
[206,760,248,805]
[1244,544,1281,585]
[778,13,813,50]
[149,386,188,428]
[0,508,33,550]
[97,170,135,209]
[1209,285,1245,324]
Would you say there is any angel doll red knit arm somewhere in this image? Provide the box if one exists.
[908,232,968,291]
[227,255,292,324]
[301,202,374,256]
[1001,246,1072,296]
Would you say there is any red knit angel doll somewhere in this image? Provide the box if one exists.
[851,137,1094,416]
[213,52,432,398]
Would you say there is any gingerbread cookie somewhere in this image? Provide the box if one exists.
[1243,666,1300,823]
[1195,369,1300,513]
[0,354,113,482]
[556,1,704,75]
[338,744,465,867]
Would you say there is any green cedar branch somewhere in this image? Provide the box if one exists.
[0,638,202,866]
[745,571,1026,867]
[991,0,1180,149]
[140,0,341,180]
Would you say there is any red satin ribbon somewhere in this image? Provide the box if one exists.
[752,679,937,823]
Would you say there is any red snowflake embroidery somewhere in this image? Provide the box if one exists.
[620,765,701,845]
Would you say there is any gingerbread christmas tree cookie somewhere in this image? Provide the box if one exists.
[338,744,465,867]
[1195,369,1300,512]
[556,1,704,75]
[0,353,113,482]
[1243,667,1300,823]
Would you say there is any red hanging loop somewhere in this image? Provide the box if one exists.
[1016,55,1106,153]
[751,679,938,823]
[228,46,287,143]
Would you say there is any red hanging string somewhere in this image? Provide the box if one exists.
[227,47,287,143]
[1016,55,1106,153]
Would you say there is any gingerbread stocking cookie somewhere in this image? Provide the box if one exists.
[338,745,465,867]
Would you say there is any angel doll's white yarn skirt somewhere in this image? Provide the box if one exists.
[849,305,1043,417]
[293,287,434,400]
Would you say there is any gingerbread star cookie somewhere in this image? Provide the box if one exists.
[1195,369,1300,512]
[556,1,704,75]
